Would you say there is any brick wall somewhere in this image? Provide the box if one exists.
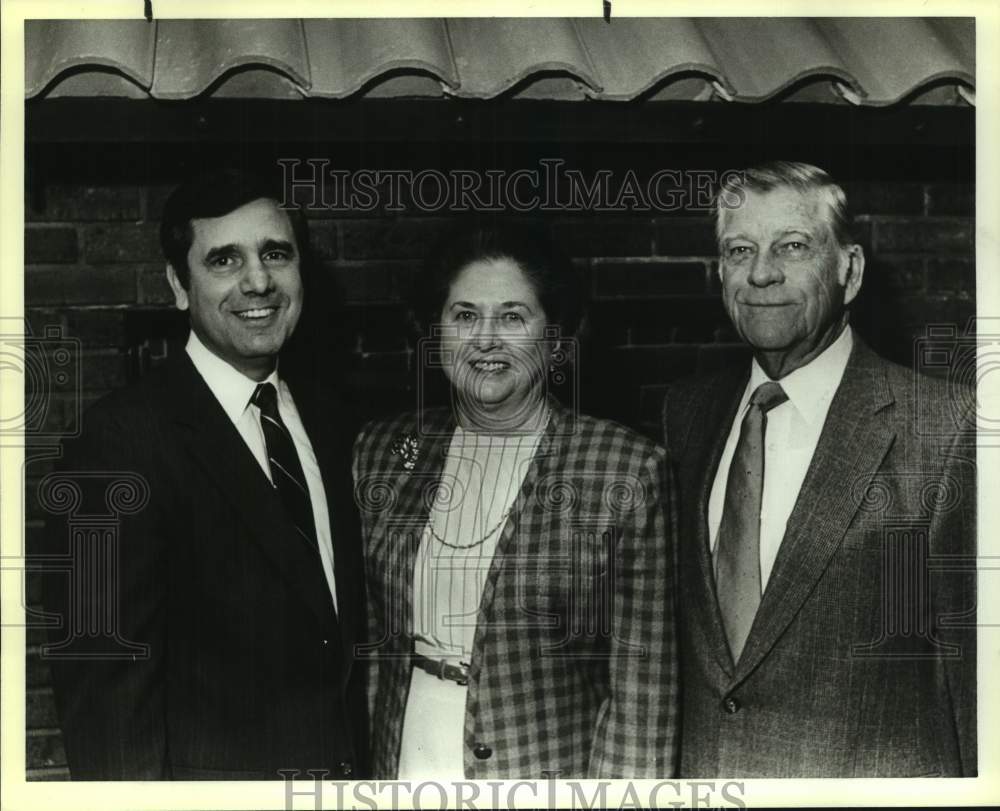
[22,168,974,779]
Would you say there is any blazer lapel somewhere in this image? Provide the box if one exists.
[734,340,897,683]
[466,398,570,683]
[377,408,455,648]
[290,377,361,684]
[679,370,749,677]
[162,354,335,628]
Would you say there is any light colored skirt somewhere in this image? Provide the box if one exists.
[397,668,467,780]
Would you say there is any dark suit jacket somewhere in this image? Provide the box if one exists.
[353,403,679,779]
[42,348,366,779]
[663,337,976,777]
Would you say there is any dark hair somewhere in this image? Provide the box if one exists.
[415,218,585,339]
[159,167,310,288]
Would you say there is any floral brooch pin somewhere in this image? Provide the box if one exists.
[390,433,420,472]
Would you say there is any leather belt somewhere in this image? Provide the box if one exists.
[411,653,470,686]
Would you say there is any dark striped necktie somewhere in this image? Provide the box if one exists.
[251,382,318,552]
[715,380,788,662]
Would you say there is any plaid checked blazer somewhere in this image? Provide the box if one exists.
[352,401,679,779]
[663,338,977,777]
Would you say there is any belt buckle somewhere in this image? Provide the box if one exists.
[433,657,469,686]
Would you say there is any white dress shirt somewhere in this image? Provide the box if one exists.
[186,331,338,612]
[708,326,854,589]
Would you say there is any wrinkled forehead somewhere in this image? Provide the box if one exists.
[719,185,837,241]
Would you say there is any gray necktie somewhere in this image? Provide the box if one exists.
[716,381,788,662]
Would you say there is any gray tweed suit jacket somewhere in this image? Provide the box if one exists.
[663,337,976,777]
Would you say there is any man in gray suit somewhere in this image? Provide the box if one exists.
[663,161,976,777]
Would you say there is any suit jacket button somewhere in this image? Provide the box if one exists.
[473,743,492,760]
[722,697,740,714]
[338,760,353,777]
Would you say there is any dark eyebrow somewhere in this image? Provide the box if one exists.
[447,301,534,314]
[203,244,239,264]
[261,239,296,254]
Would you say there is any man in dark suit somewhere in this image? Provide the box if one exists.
[663,161,976,777]
[42,168,365,779]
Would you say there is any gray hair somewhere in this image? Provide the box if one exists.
[715,161,853,248]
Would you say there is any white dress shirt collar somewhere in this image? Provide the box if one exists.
[747,325,854,426]
[185,330,280,422]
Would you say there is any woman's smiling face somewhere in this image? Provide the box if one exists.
[439,257,552,430]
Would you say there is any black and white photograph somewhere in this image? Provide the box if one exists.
[2,2,997,808]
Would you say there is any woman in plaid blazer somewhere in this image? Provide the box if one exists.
[352,221,678,779]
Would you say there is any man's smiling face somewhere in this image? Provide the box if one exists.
[718,185,863,378]
[167,197,304,381]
